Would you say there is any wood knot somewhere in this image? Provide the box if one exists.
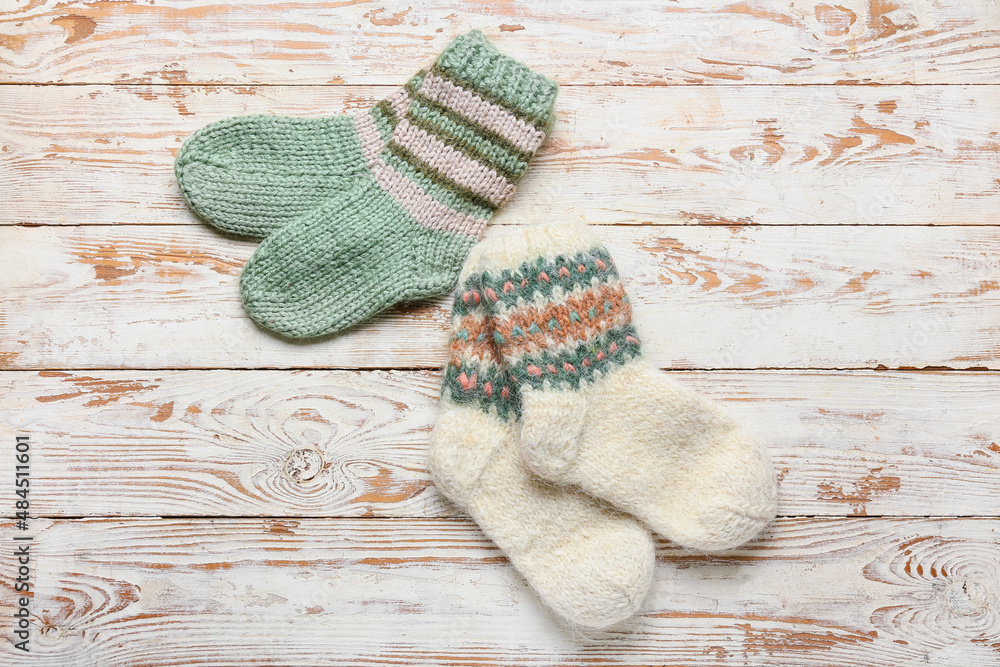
[946,580,989,616]
[283,448,324,483]
[40,625,63,638]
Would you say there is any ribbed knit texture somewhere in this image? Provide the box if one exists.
[175,77,428,240]
[467,220,779,553]
[235,30,558,338]
[429,262,655,631]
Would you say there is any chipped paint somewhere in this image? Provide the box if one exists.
[814,4,857,37]
[816,468,902,515]
[876,100,898,114]
[353,464,432,506]
[839,270,880,294]
[133,400,174,422]
[36,375,160,408]
[365,8,410,26]
[50,15,97,44]
[73,241,240,285]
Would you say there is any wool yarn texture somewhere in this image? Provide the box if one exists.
[174,72,426,240]
[176,30,558,339]
[465,220,778,553]
[429,259,655,631]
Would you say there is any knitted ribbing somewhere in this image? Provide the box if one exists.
[174,73,424,240]
[470,220,779,553]
[239,30,558,339]
[429,262,655,631]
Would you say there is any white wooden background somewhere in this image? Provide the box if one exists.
[2,1,1000,665]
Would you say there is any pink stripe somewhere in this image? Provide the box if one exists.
[418,73,546,155]
[385,87,411,120]
[392,119,514,205]
[354,113,488,239]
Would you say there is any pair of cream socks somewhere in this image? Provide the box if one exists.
[429,220,778,631]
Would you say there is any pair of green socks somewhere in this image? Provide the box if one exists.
[175,30,557,339]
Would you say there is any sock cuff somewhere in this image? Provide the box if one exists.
[441,273,521,419]
[434,30,558,130]
[463,220,603,278]
[368,32,556,248]
[466,221,645,390]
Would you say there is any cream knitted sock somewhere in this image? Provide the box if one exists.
[429,259,655,630]
[473,221,778,553]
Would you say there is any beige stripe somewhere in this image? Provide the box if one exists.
[354,112,489,239]
[496,319,634,367]
[354,106,385,170]
[385,87,411,120]
[393,118,514,206]
[492,310,633,368]
[490,276,624,326]
[418,73,546,155]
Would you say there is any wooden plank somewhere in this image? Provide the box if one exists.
[1,517,998,666]
[2,224,998,370]
[4,84,1000,227]
[2,0,1000,85]
[2,369,998,518]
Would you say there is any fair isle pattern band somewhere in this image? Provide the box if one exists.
[482,246,643,391]
[441,274,520,419]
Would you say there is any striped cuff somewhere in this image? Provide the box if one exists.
[433,29,558,132]
[365,31,557,243]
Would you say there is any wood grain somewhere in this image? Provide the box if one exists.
[2,224,998,370]
[4,84,1000,227]
[1,517,998,666]
[3,0,1000,663]
[1,369,998,518]
[2,0,999,85]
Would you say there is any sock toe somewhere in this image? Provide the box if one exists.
[174,114,369,237]
[177,157,359,239]
[523,520,655,630]
[658,429,778,552]
[240,245,390,339]
[671,501,776,553]
[175,159,269,237]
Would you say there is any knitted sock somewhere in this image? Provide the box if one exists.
[176,63,436,239]
[174,29,522,240]
[474,221,778,553]
[239,30,558,338]
[429,264,655,631]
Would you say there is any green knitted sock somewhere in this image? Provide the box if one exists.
[174,78,416,239]
[239,30,558,338]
